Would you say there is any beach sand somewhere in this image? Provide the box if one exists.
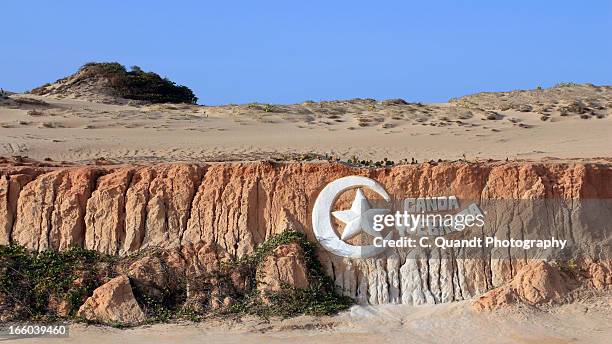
[12,296,612,344]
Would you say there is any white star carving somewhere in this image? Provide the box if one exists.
[332,188,389,241]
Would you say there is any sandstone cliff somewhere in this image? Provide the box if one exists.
[1,160,611,307]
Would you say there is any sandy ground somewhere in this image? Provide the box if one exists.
[0,88,610,164]
[10,297,612,344]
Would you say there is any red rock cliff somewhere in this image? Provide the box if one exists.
[1,161,610,305]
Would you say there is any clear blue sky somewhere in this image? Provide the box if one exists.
[2,1,611,105]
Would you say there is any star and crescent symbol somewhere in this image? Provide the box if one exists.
[332,188,389,241]
[313,176,483,259]
[311,176,393,259]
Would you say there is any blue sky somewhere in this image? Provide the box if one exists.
[2,1,611,105]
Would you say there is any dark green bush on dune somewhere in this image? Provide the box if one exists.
[80,62,198,104]
[31,62,198,104]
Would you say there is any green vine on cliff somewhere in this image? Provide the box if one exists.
[0,245,114,320]
[221,230,354,318]
[0,231,352,324]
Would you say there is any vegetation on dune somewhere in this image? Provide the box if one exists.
[554,82,580,88]
[32,62,198,104]
[246,103,278,113]
[82,62,198,104]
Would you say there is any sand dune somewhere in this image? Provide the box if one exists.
[0,84,610,164]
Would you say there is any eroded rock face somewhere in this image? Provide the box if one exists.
[0,174,32,245]
[1,161,611,305]
[585,260,612,290]
[11,168,102,251]
[472,261,569,311]
[77,275,146,325]
[127,255,169,298]
[511,261,569,304]
[120,241,247,312]
[472,259,612,311]
[257,242,310,292]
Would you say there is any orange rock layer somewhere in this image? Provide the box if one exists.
[1,161,611,305]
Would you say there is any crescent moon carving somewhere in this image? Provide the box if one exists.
[312,176,393,259]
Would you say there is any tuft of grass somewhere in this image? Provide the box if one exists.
[246,103,277,113]
[554,82,579,88]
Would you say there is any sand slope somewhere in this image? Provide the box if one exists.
[0,84,610,163]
